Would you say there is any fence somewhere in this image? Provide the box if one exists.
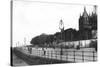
[59,39,97,48]
[18,47,97,63]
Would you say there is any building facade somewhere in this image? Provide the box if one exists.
[79,6,97,39]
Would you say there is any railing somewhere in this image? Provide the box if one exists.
[19,47,97,62]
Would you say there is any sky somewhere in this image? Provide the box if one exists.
[13,0,94,47]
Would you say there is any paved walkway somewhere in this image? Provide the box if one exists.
[13,48,70,65]
[12,53,28,66]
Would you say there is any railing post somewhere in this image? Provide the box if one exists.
[56,51,57,59]
[48,50,49,58]
[74,50,75,62]
[48,51,49,58]
[39,50,40,56]
[51,50,52,59]
[82,51,84,62]
[66,50,68,61]
[60,47,62,60]
[93,51,95,61]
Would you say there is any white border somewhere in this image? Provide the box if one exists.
[0,0,99,67]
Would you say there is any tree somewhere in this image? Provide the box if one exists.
[30,34,48,47]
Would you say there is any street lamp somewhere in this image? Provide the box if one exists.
[59,19,64,60]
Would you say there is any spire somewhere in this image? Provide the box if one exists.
[84,6,86,12]
[83,6,88,18]
[93,5,97,14]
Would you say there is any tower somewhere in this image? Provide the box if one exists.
[91,5,97,39]
[59,19,64,32]
[93,5,97,14]
[83,7,88,18]
[79,7,89,31]
[79,7,92,39]
[59,19,64,40]
[83,7,89,25]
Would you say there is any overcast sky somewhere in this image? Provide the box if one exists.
[13,0,94,47]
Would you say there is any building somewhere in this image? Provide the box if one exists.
[79,5,97,39]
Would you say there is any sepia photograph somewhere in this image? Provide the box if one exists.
[11,0,97,66]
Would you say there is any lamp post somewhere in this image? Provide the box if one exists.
[24,37,26,46]
[59,19,64,60]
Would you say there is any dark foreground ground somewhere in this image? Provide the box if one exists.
[12,48,71,66]
[12,53,28,66]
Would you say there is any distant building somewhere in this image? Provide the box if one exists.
[79,5,97,39]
